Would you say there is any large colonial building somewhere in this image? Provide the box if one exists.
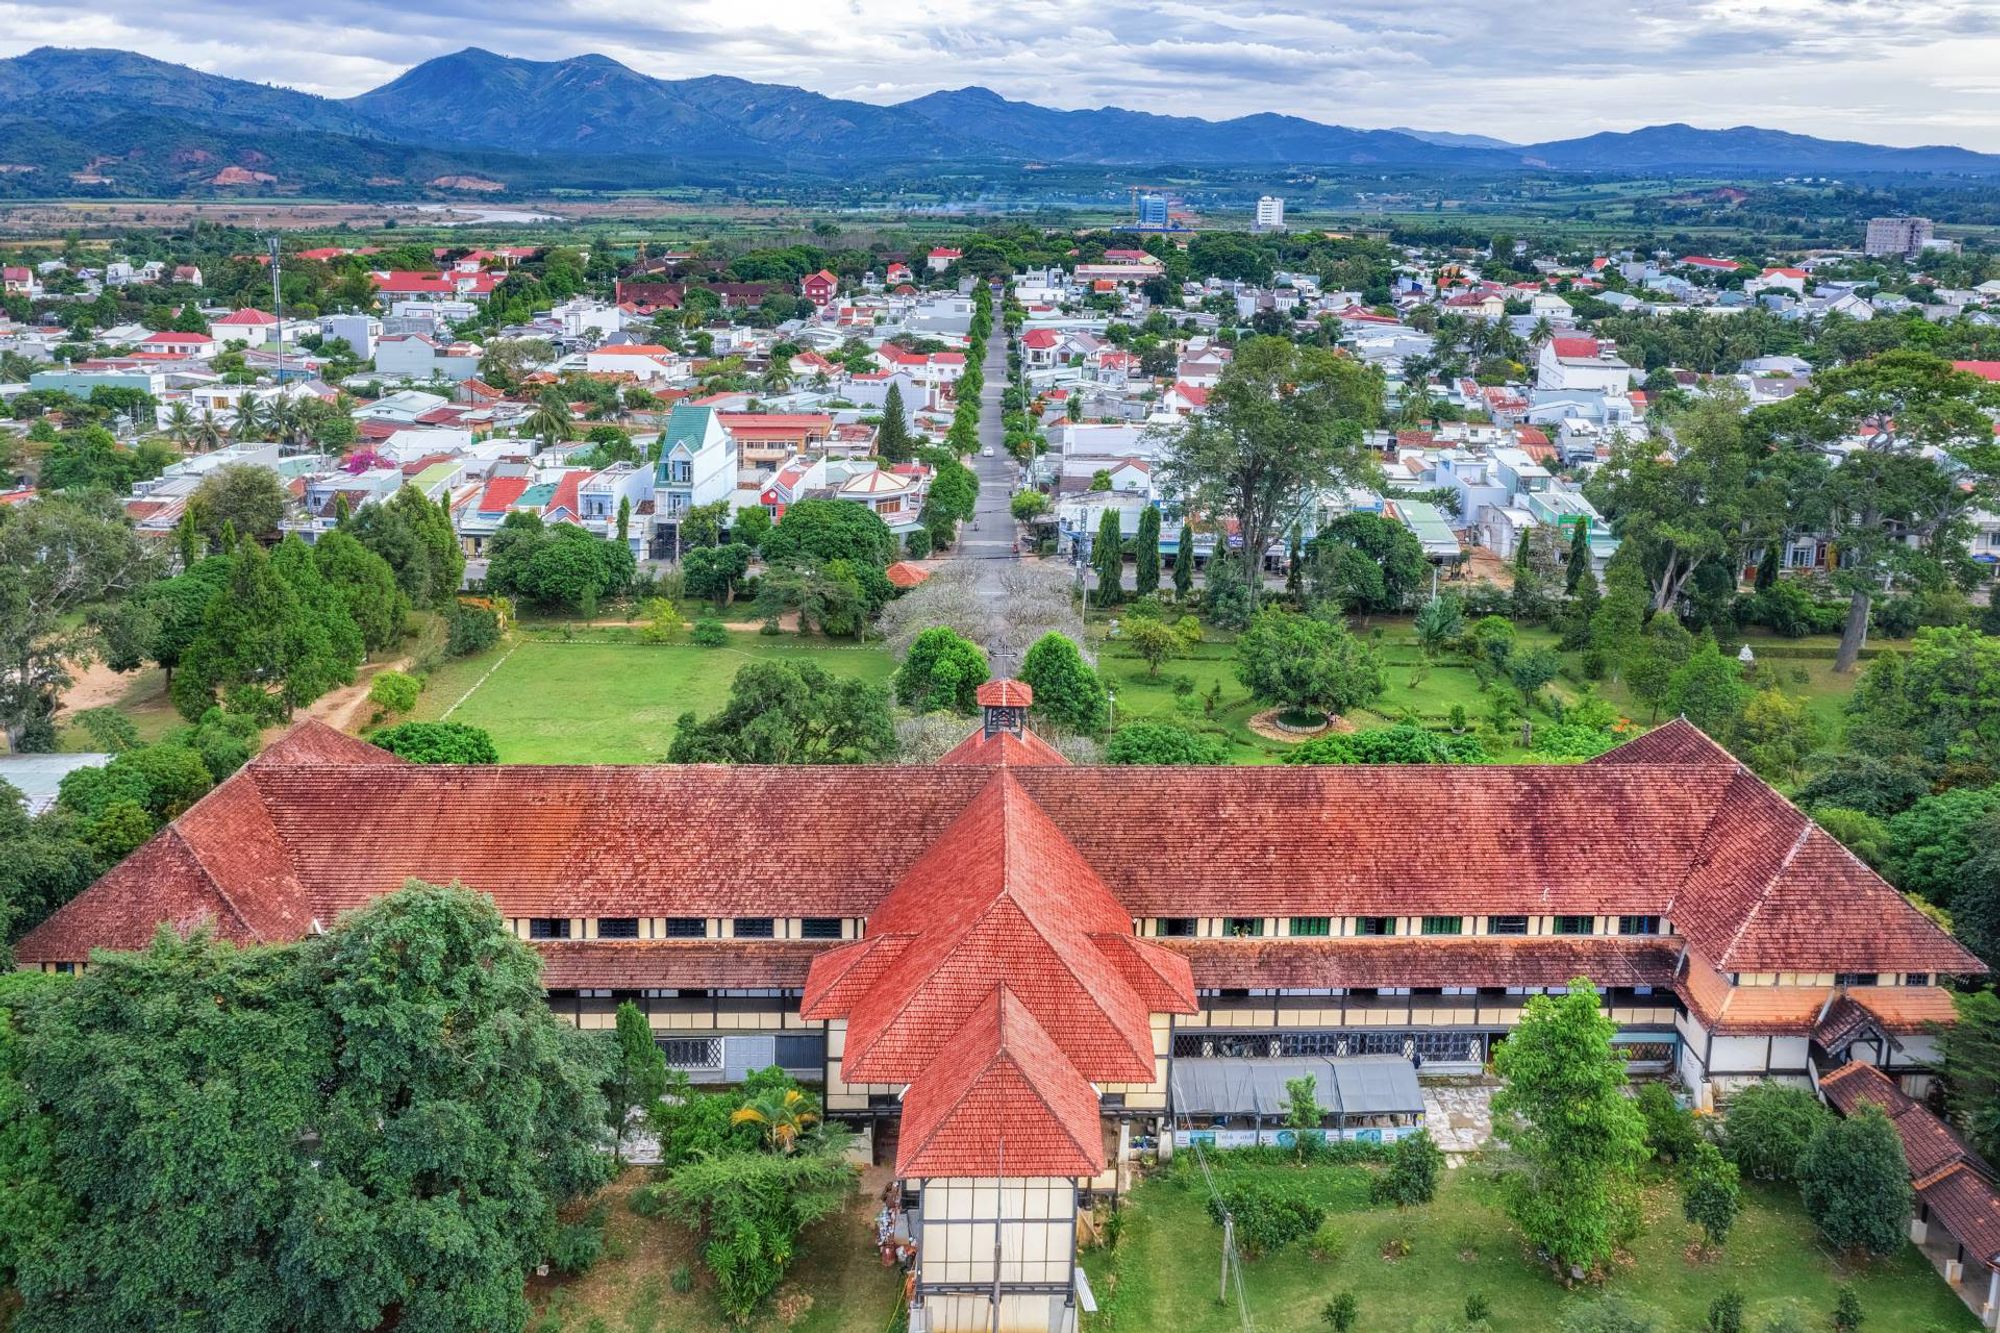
[15,685,1980,1333]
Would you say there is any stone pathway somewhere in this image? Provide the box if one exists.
[1423,1081,1496,1164]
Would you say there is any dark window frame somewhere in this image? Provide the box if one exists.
[1288,916,1332,937]
[800,917,844,940]
[1487,915,1529,936]
[665,917,707,939]
[528,917,571,940]
[1158,917,1197,937]
[597,917,640,939]
[733,917,776,939]
[1420,915,1463,936]
[1355,916,1396,937]
[1551,915,1595,936]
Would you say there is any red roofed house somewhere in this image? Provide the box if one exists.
[802,269,839,308]
[926,247,962,273]
[1954,361,2000,384]
[137,331,216,356]
[1537,336,1634,393]
[1681,255,1742,273]
[3,266,40,297]
[15,696,1981,1329]
[1752,267,1809,295]
[213,307,280,347]
[1020,327,1062,369]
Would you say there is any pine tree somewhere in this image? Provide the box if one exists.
[1093,507,1124,606]
[175,508,200,571]
[1756,541,1780,591]
[1514,527,1534,574]
[1174,522,1195,600]
[877,383,913,463]
[617,495,632,546]
[1134,506,1161,596]
[1285,533,1303,602]
[1565,519,1591,593]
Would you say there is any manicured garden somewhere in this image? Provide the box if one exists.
[404,629,895,763]
[1081,1159,1975,1333]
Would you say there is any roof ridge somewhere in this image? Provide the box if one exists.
[1716,818,1814,969]
[988,989,1102,1169]
[158,823,259,940]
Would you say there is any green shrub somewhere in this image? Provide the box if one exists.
[1322,1291,1358,1331]
[691,618,729,647]
[1723,1082,1830,1182]
[1636,1082,1698,1163]
[547,1205,607,1275]
[1371,1129,1443,1207]
[367,670,422,715]
[446,603,501,656]
[1205,1182,1324,1258]
[669,1262,695,1293]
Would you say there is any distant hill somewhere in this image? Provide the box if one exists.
[1388,127,1520,151]
[4,45,2000,197]
[1519,123,2000,174]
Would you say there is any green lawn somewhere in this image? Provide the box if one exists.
[405,631,895,763]
[1083,1160,1975,1333]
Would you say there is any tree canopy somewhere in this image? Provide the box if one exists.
[1234,609,1385,718]
[3,883,612,1332]
[1158,336,1383,567]
[667,660,896,764]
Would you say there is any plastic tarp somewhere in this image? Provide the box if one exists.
[1171,1055,1423,1120]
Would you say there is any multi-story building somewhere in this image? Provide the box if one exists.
[1866,216,1935,258]
[1136,193,1169,229]
[1254,195,1286,232]
[17,693,1978,1333]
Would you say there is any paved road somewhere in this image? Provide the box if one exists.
[956,319,1021,617]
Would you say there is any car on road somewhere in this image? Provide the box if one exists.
[981,446,994,457]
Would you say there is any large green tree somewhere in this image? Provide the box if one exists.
[312,529,407,653]
[0,492,152,750]
[1770,352,2000,671]
[1019,632,1109,734]
[761,497,896,568]
[667,660,895,764]
[1490,980,1649,1278]
[894,626,990,714]
[1797,1106,1912,1257]
[1133,505,1161,596]
[1234,608,1385,719]
[190,464,288,546]
[1158,336,1382,569]
[1308,512,1428,614]
[9,883,612,1332]
[347,487,465,609]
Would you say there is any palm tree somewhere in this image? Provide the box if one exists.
[526,389,572,447]
[729,1086,820,1154]
[194,408,226,453]
[266,395,300,446]
[759,364,793,395]
[163,401,195,449]
[231,394,265,441]
[1529,315,1555,347]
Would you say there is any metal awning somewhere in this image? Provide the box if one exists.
[1171,1056,1424,1120]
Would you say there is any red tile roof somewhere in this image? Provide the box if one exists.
[15,721,1975,981]
[937,727,1069,768]
[537,940,832,990]
[1162,936,1678,991]
[805,773,1190,1084]
[1953,361,2000,384]
[477,477,531,512]
[885,561,931,589]
[895,987,1105,1178]
[976,679,1033,708]
[1918,1164,2000,1265]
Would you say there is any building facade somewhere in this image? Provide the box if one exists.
[16,691,1979,1332]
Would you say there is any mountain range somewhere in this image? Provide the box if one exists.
[3,44,1999,196]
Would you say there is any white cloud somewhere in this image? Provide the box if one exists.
[2,0,1998,148]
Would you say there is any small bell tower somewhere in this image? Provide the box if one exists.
[976,679,1033,739]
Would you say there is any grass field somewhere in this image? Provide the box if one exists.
[1082,1160,1975,1333]
[404,631,895,764]
[528,1169,899,1333]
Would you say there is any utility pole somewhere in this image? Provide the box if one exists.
[1218,1211,1233,1305]
[266,236,286,397]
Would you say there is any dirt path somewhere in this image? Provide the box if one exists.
[272,655,413,739]
[55,658,139,717]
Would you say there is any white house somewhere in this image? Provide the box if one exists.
[1536,337,1634,393]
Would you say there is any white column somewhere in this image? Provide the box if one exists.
[1984,1266,1998,1328]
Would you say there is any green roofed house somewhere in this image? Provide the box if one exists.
[1385,497,1463,563]
[651,403,739,559]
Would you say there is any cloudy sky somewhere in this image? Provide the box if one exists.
[5,0,2000,149]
